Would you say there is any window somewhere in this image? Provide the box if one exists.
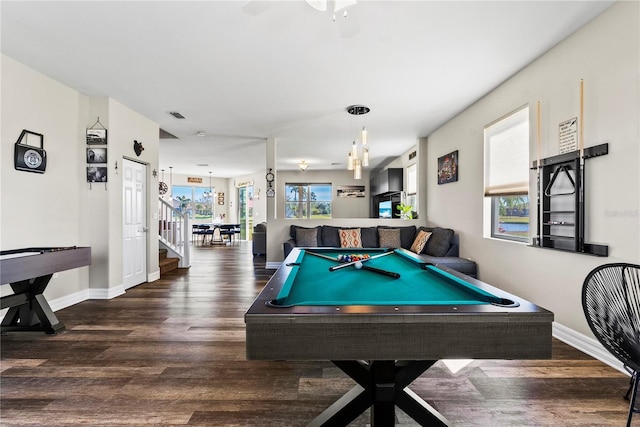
[484,106,530,242]
[406,163,418,214]
[285,183,332,219]
[172,185,214,221]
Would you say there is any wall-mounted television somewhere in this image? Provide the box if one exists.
[379,200,392,218]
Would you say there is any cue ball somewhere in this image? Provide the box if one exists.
[354,261,363,269]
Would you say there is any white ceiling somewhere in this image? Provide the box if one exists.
[1,1,614,177]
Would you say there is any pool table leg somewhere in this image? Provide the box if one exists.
[307,360,451,426]
[0,275,65,334]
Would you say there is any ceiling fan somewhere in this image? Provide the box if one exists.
[242,0,360,38]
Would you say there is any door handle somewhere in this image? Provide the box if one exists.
[142,227,149,232]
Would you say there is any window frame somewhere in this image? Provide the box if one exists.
[484,105,530,243]
[171,185,215,221]
[284,183,332,219]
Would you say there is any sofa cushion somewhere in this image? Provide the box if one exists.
[378,228,402,248]
[321,226,341,247]
[410,230,432,254]
[323,226,378,248]
[424,227,454,257]
[291,225,321,247]
[339,228,362,248]
[378,225,416,249]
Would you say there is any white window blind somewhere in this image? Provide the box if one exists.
[484,106,530,197]
[406,163,417,194]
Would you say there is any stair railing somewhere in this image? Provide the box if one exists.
[158,197,190,268]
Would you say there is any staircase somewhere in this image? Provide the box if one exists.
[159,248,180,275]
[158,196,190,270]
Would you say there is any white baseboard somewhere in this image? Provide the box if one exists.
[48,289,90,312]
[266,261,281,270]
[148,270,160,282]
[46,284,124,312]
[553,322,627,375]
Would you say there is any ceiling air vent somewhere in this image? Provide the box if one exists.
[169,111,185,119]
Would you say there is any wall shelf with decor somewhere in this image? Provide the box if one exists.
[531,143,608,256]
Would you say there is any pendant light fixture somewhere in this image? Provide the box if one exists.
[346,105,370,179]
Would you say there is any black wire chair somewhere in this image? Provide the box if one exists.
[582,263,640,427]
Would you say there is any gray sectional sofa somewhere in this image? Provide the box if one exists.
[283,224,477,277]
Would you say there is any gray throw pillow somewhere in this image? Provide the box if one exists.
[424,227,454,256]
[378,228,401,248]
[296,228,319,247]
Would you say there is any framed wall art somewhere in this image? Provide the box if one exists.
[337,185,365,198]
[437,150,458,185]
[86,148,107,164]
[86,128,107,145]
[86,117,108,145]
[87,166,108,183]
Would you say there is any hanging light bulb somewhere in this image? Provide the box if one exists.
[354,159,362,180]
[361,126,367,146]
[362,148,369,167]
[347,152,354,170]
[351,140,358,158]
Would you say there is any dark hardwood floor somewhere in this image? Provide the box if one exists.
[1,242,634,426]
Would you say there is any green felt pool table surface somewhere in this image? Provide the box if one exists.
[272,248,513,307]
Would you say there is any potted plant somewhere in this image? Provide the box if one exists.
[396,204,413,220]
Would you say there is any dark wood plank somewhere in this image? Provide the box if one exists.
[0,242,632,426]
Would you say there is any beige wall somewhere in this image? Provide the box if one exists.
[424,1,639,337]
[1,54,160,305]
[1,55,88,300]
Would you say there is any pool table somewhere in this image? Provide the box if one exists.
[245,248,554,426]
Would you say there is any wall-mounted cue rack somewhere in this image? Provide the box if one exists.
[531,143,608,256]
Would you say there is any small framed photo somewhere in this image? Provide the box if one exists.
[86,148,107,164]
[437,150,458,185]
[87,165,108,182]
[86,128,107,145]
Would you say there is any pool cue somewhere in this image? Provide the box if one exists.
[306,250,400,278]
[360,264,401,279]
[328,250,394,271]
[536,100,542,247]
[305,250,340,262]
[578,79,585,252]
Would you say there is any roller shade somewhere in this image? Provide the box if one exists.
[484,106,530,197]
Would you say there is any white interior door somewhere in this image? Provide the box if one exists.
[123,159,147,289]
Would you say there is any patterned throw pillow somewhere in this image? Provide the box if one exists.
[339,228,362,248]
[410,230,432,254]
[296,228,319,247]
[378,228,401,248]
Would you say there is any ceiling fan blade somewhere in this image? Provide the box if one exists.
[333,0,357,13]
[306,0,328,11]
